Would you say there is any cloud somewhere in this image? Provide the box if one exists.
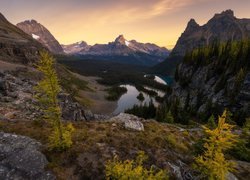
[75,0,212,25]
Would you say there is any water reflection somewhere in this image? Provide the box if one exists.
[113,85,159,115]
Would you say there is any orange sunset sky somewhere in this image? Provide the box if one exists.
[1,0,250,49]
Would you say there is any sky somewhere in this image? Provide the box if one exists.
[0,0,250,49]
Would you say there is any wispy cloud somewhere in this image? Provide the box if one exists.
[76,0,213,25]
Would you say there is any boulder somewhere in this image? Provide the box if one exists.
[0,132,54,180]
[109,113,144,131]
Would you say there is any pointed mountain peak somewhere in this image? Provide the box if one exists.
[187,18,199,27]
[187,19,198,26]
[185,18,200,33]
[115,35,126,43]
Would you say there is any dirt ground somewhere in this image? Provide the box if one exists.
[70,73,117,115]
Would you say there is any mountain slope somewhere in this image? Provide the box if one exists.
[172,9,250,56]
[153,9,250,75]
[17,20,63,54]
[0,13,44,64]
[168,40,250,124]
[63,35,170,66]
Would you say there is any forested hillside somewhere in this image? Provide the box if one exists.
[168,39,250,125]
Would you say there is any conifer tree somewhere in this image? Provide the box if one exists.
[195,110,238,179]
[164,110,174,123]
[207,114,216,129]
[35,51,74,150]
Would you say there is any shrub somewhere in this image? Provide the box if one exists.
[105,151,168,180]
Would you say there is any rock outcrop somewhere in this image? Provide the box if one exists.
[0,13,44,65]
[0,70,95,122]
[0,132,54,180]
[109,113,144,131]
[171,10,250,56]
[17,20,63,54]
[168,52,250,121]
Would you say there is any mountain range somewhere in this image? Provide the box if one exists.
[62,35,170,66]
[63,35,169,57]
[15,20,170,66]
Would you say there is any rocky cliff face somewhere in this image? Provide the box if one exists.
[171,10,250,56]
[168,39,250,122]
[17,20,63,54]
[0,13,44,65]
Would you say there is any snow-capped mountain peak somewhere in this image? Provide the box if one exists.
[61,35,170,66]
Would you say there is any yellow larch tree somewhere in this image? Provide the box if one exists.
[35,51,74,151]
[195,110,238,179]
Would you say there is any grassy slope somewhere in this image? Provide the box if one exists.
[0,119,194,179]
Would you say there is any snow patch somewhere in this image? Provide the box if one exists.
[32,34,40,40]
[78,41,83,45]
[125,40,130,47]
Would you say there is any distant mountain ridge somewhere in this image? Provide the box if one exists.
[61,41,90,54]
[62,35,170,66]
[171,9,250,56]
[17,20,64,54]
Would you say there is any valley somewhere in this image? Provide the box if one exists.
[0,4,250,180]
[58,56,171,115]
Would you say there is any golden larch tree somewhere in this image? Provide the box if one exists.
[195,110,238,179]
[35,51,74,150]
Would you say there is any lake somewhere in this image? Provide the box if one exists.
[112,75,173,115]
[113,85,160,115]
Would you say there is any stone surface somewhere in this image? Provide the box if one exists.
[0,132,54,180]
[109,113,144,131]
[169,63,250,118]
[0,71,96,122]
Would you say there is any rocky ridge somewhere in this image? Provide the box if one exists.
[171,10,250,56]
[17,20,64,54]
